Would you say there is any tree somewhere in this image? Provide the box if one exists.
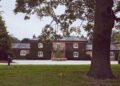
[38,25,80,41]
[39,25,62,41]
[9,35,20,43]
[21,38,30,43]
[111,30,120,42]
[14,0,120,79]
[0,16,11,60]
[87,0,116,79]
[111,30,120,60]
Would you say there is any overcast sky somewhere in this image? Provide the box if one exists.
[0,0,86,40]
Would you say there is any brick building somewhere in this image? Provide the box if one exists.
[12,36,120,60]
[12,36,89,60]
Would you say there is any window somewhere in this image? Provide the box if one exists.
[20,50,29,56]
[73,52,79,58]
[110,52,114,56]
[56,43,61,50]
[73,43,78,48]
[38,43,43,48]
[38,51,43,57]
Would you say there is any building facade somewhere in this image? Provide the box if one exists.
[12,39,52,60]
[51,37,88,60]
[12,37,90,60]
[86,43,120,60]
[12,37,120,60]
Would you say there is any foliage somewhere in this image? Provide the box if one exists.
[111,30,120,42]
[39,25,62,41]
[53,51,63,58]
[21,38,30,43]
[39,25,81,41]
[14,0,120,39]
[14,0,95,36]
[111,30,120,60]
[14,0,120,41]
[9,35,20,43]
[0,16,11,54]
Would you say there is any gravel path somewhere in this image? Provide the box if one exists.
[0,60,118,65]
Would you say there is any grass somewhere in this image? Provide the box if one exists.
[0,65,119,86]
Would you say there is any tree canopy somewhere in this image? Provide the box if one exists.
[0,15,11,59]
[14,0,95,37]
[111,30,120,42]
[9,35,20,43]
[14,0,120,39]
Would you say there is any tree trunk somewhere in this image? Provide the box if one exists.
[87,0,116,79]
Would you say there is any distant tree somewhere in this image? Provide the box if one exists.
[9,35,20,43]
[0,16,11,60]
[111,30,120,42]
[14,0,120,79]
[21,38,30,43]
[111,30,120,60]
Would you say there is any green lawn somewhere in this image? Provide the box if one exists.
[0,65,120,86]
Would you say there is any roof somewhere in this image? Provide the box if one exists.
[86,44,120,51]
[58,36,87,42]
[12,43,30,49]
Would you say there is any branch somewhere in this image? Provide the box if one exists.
[79,18,85,29]
[112,10,120,22]
[114,8,120,13]
[115,17,120,22]
[113,11,120,22]
[49,19,54,26]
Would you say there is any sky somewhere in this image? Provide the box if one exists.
[0,0,86,40]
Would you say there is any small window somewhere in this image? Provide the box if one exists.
[38,43,43,48]
[73,52,79,58]
[38,51,43,57]
[110,52,114,56]
[73,43,78,48]
[56,43,61,50]
[20,50,29,56]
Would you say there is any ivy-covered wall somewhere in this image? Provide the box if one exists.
[12,40,89,60]
[26,40,52,59]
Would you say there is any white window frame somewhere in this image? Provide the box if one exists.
[73,52,79,58]
[38,43,43,48]
[73,43,78,49]
[56,43,61,50]
[20,50,28,56]
[38,51,43,57]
